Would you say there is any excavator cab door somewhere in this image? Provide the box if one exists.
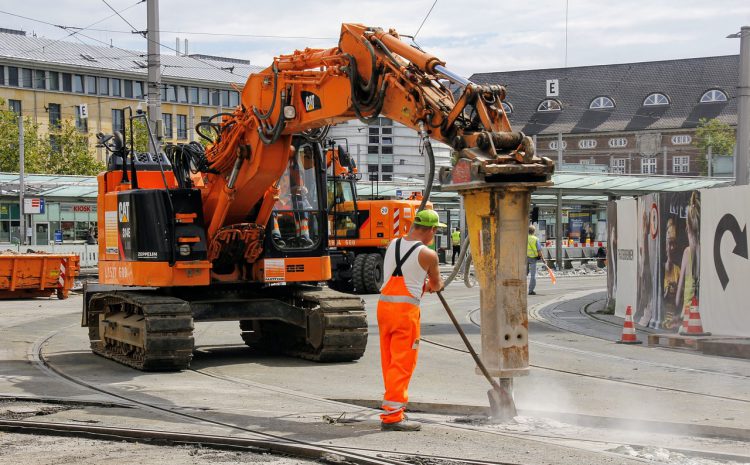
[328,178,359,241]
[268,142,327,253]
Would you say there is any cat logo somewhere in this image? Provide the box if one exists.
[118,201,130,223]
[301,91,322,112]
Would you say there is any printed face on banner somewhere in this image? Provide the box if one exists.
[636,194,660,329]
[658,191,698,332]
[606,202,617,307]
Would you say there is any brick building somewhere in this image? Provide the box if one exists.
[0,28,260,162]
[470,55,738,176]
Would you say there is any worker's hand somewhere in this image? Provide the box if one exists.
[425,281,444,293]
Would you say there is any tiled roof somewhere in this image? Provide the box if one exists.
[469,55,739,135]
[0,32,263,85]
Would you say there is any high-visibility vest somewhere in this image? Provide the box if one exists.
[527,235,539,258]
[451,230,461,246]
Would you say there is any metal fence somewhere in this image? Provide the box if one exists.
[1,244,99,268]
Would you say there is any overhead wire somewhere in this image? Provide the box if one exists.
[4,1,145,56]
[99,0,143,36]
[414,0,438,39]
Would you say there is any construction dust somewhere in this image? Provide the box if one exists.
[609,445,750,465]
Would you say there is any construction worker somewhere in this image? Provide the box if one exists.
[378,209,445,432]
[527,225,543,295]
[451,227,461,265]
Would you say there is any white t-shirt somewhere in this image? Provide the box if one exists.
[381,238,428,300]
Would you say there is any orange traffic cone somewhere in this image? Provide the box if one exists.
[617,305,642,344]
[679,296,711,336]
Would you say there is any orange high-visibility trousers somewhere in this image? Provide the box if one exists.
[378,275,421,424]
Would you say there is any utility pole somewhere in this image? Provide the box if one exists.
[18,115,25,246]
[146,0,162,154]
[708,145,713,177]
[557,133,563,168]
[733,26,750,185]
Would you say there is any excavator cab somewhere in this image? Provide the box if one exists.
[328,178,359,240]
[267,139,327,254]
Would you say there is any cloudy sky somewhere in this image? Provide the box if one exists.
[2,0,749,77]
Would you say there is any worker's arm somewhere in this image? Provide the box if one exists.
[418,247,444,293]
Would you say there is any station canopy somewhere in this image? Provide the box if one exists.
[357,172,733,206]
[0,173,97,199]
[0,172,733,205]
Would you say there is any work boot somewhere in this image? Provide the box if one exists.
[300,237,314,247]
[381,420,422,432]
[528,290,536,295]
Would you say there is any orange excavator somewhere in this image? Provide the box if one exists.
[82,23,545,371]
[324,140,430,294]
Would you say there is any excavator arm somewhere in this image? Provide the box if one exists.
[199,23,549,270]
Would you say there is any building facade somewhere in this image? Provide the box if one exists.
[470,55,739,177]
[0,28,260,161]
[327,118,452,183]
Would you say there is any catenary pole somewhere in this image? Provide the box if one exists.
[735,26,750,185]
[147,0,162,154]
[18,115,25,246]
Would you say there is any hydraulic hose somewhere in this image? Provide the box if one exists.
[443,235,471,286]
[463,252,475,288]
[417,121,435,212]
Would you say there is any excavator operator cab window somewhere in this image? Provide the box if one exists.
[327,179,358,239]
[271,145,323,250]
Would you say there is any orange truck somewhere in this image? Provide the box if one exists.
[325,142,427,293]
[0,251,79,299]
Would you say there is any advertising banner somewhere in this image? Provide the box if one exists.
[615,199,637,318]
[606,201,617,309]
[568,211,592,243]
[699,185,750,336]
[658,192,697,331]
[635,194,660,328]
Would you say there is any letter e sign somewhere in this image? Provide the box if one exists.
[546,79,559,97]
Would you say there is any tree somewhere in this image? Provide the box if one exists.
[694,118,735,176]
[44,120,105,175]
[0,98,49,173]
[130,117,150,154]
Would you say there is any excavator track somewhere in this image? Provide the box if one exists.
[88,292,194,371]
[288,287,368,362]
[239,286,368,362]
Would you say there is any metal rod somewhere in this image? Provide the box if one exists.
[434,65,471,87]
[436,292,504,393]
[18,114,25,246]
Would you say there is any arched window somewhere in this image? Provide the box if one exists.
[643,93,669,106]
[700,89,727,103]
[537,99,561,112]
[501,102,513,114]
[589,96,615,109]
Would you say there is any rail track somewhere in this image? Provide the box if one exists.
[5,293,748,465]
[421,304,750,404]
[8,328,537,465]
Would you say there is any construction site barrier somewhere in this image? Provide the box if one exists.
[1,244,98,268]
[541,246,607,270]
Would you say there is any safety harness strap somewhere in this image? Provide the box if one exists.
[392,238,423,277]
